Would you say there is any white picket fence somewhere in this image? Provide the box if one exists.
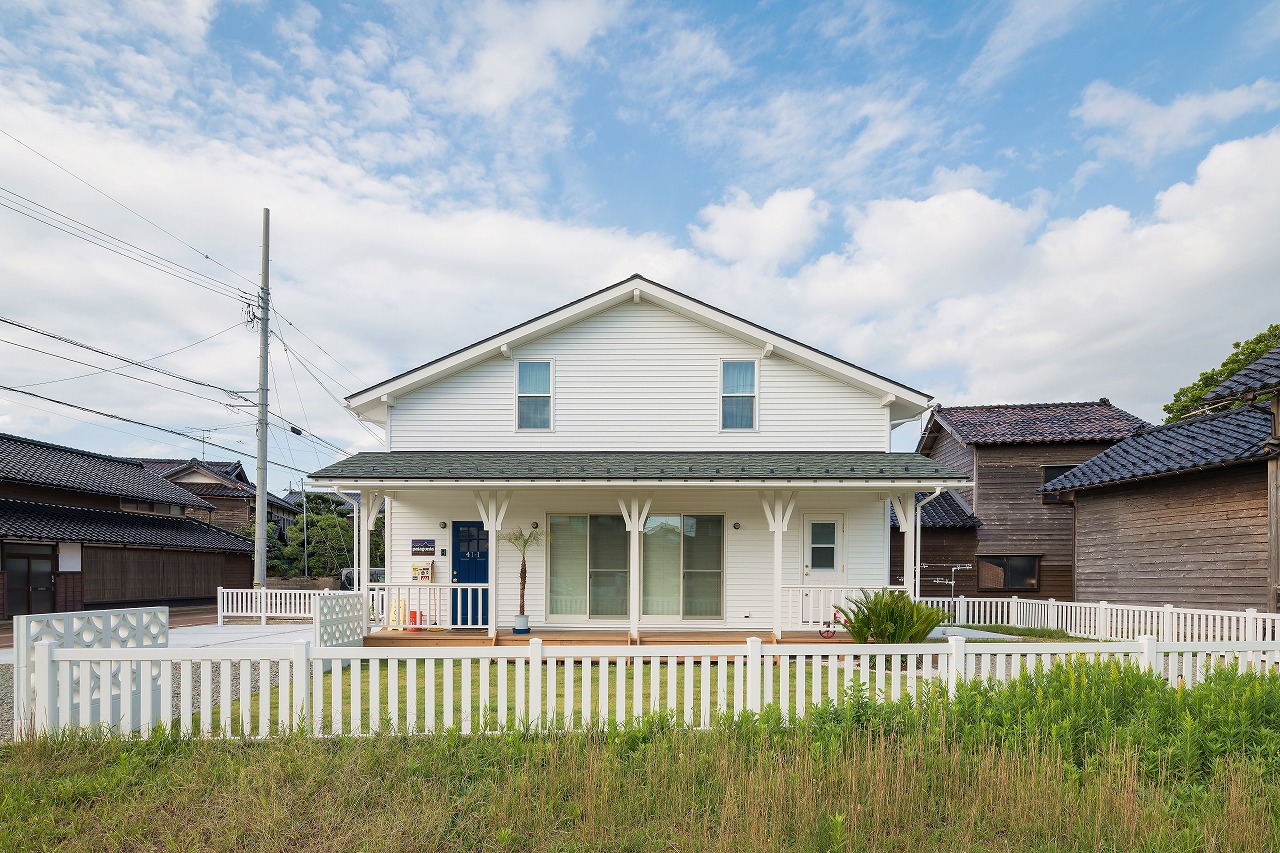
[217,587,335,625]
[19,634,1280,740]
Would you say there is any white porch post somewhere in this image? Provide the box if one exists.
[760,490,797,641]
[358,490,374,595]
[475,490,511,639]
[619,495,652,641]
[890,492,918,599]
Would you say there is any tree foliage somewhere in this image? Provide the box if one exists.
[234,521,290,577]
[1164,323,1280,423]
[282,513,354,577]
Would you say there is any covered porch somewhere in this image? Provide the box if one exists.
[362,627,863,647]
[309,451,969,642]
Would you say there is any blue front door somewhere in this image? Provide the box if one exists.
[451,522,489,627]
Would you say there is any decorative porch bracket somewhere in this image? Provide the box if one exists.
[618,494,653,640]
[760,490,797,640]
[888,493,918,599]
[475,490,511,638]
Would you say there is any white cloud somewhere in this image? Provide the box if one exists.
[960,0,1100,93]
[689,188,829,269]
[929,163,997,194]
[1072,78,1280,164]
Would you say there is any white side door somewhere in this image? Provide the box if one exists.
[801,514,844,624]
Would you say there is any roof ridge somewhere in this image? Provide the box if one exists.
[1131,401,1270,436]
[938,399,1117,411]
[0,432,145,468]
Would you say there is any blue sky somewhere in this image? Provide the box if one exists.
[0,0,1279,489]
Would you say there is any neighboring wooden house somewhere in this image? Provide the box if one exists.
[134,458,299,537]
[907,401,1146,600]
[0,433,253,618]
[1042,403,1277,611]
[310,275,970,639]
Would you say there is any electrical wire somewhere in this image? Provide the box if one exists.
[18,322,243,389]
[272,329,382,442]
[0,126,261,291]
[0,315,254,401]
[0,186,255,302]
[0,384,313,475]
[272,305,365,386]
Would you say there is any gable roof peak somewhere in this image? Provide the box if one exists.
[923,399,1147,447]
[345,274,934,424]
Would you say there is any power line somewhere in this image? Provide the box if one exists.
[0,384,313,475]
[271,329,382,442]
[0,198,253,304]
[0,336,243,413]
[0,315,254,402]
[272,305,365,386]
[0,186,255,302]
[18,322,243,389]
[0,126,260,291]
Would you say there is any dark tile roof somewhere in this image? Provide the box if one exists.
[0,434,214,509]
[928,400,1147,445]
[179,482,299,513]
[132,458,247,482]
[0,497,253,551]
[1041,403,1276,493]
[1203,345,1280,402]
[310,451,970,482]
[888,490,979,529]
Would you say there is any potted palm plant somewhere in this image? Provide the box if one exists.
[503,526,542,634]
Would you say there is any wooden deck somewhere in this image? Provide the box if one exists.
[363,627,852,647]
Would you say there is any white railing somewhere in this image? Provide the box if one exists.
[217,587,333,625]
[782,585,912,629]
[13,607,168,739]
[20,634,1280,740]
[313,592,367,647]
[367,583,489,630]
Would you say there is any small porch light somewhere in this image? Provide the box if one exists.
[733,522,740,529]
[531,521,539,529]
[439,521,447,528]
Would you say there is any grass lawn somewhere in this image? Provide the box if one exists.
[7,655,1280,852]
[959,623,1083,641]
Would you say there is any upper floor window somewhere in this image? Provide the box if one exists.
[121,500,184,516]
[517,360,552,430]
[1042,465,1076,504]
[721,360,757,430]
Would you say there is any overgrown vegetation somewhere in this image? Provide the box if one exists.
[4,659,1279,850]
[834,588,949,643]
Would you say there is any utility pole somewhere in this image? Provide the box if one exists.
[254,208,270,589]
[300,479,309,578]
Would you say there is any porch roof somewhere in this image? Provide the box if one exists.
[309,450,969,487]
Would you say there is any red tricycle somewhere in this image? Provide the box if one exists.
[818,607,844,639]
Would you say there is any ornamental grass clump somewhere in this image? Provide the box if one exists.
[833,588,948,643]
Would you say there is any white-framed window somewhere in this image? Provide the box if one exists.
[516,359,553,430]
[804,516,843,575]
[641,513,724,620]
[721,359,757,430]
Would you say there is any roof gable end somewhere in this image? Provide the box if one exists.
[346,275,933,424]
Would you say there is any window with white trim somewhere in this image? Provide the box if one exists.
[516,360,552,430]
[721,360,756,430]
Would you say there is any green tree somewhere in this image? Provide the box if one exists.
[1164,323,1280,422]
[234,521,290,577]
[283,512,355,577]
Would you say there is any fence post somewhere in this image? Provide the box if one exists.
[529,638,543,729]
[32,640,55,738]
[292,641,311,733]
[259,587,267,626]
[1136,633,1159,674]
[1097,601,1109,640]
[1246,608,1260,642]
[217,587,225,626]
[746,637,763,714]
[1162,604,1175,642]
[1010,596,1020,629]
[955,595,967,626]
[1046,598,1058,631]
[947,635,966,698]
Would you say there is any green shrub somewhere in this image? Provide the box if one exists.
[833,588,948,643]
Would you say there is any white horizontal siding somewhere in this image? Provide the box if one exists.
[386,487,890,630]
[389,301,889,451]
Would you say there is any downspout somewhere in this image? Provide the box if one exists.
[914,488,945,600]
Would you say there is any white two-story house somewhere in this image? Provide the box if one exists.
[310,275,968,640]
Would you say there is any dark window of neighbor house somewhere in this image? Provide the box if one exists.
[977,555,1040,591]
[1041,465,1076,504]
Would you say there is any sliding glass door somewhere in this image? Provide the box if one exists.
[642,514,723,620]
[548,514,628,619]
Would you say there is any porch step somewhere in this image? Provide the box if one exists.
[494,629,632,647]
[636,631,779,645]
[364,629,494,647]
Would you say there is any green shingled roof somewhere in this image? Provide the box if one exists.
[311,451,968,482]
